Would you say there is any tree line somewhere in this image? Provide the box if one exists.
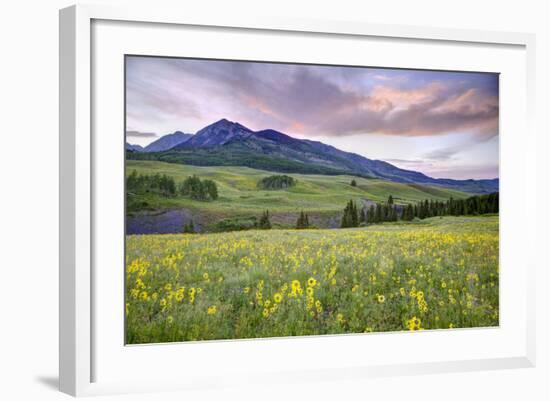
[126,170,218,201]
[341,192,499,227]
[126,170,176,197]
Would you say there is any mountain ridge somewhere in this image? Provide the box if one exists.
[143,131,193,152]
[130,119,498,194]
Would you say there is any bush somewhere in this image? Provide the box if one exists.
[212,216,258,232]
[257,175,296,190]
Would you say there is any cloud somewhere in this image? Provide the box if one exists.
[312,82,498,139]
[125,56,499,142]
[126,130,157,138]
[423,147,461,161]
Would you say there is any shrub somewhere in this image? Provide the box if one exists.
[257,175,296,190]
[212,216,258,232]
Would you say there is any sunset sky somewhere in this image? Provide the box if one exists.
[126,56,499,180]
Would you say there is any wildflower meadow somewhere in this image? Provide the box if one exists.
[125,215,498,344]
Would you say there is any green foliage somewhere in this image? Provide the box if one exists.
[296,211,310,229]
[179,175,219,201]
[211,216,258,232]
[128,148,349,176]
[350,179,357,187]
[366,193,499,225]
[126,170,176,197]
[125,161,472,219]
[341,200,359,228]
[359,208,366,224]
[183,220,195,234]
[258,210,272,229]
[257,175,296,190]
[402,204,414,221]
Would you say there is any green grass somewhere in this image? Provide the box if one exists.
[126,160,470,223]
[126,215,499,343]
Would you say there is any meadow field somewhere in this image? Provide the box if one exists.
[126,215,499,344]
[126,160,470,232]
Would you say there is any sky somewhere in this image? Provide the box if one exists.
[126,56,499,180]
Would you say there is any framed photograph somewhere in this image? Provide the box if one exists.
[59,4,536,396]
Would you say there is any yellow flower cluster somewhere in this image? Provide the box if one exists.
[406,316,422,331]
[125,216,499,343]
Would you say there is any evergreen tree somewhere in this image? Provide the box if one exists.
[179,175,218,201]
[375,203,382,223]
[367,204,375,224]
[259,210,272,229]
[351,201,359,227]
[403,204,414,221]
[296,210,310,229]
[341,200,359,228]
[350,179,357,187]
[296,211,303,229]
[183,220,195,234]
[388,195,394,205]
[359,207,366,224]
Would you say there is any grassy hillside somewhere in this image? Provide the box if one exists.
[126,215,499,343]
[126,160,470,219]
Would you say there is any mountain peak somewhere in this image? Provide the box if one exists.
[174,119,253,149]
[153,119,499,194]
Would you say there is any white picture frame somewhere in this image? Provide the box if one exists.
[59,4,536,397]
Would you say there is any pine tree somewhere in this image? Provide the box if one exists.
[296,210,309,229]
[388,195,394,205]
[350,179,357,187]
[351,201,359,227]
[183,220,195,234]
[259,210,272,229]
[375,203,382,223]
[341,200,359,228]
[367,204,375,224]
[359,208,366,224]
[403,204,413,221]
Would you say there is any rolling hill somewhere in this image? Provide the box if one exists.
[125,160,472,233]
[128,119,498,194]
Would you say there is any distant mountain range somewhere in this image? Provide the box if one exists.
[127,119,499,194]
[126,131,192,153]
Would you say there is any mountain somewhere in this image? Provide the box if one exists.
[133,119,498,194]
[181,119,253,147]
[126,143,144,152]
[143,131,193,152]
